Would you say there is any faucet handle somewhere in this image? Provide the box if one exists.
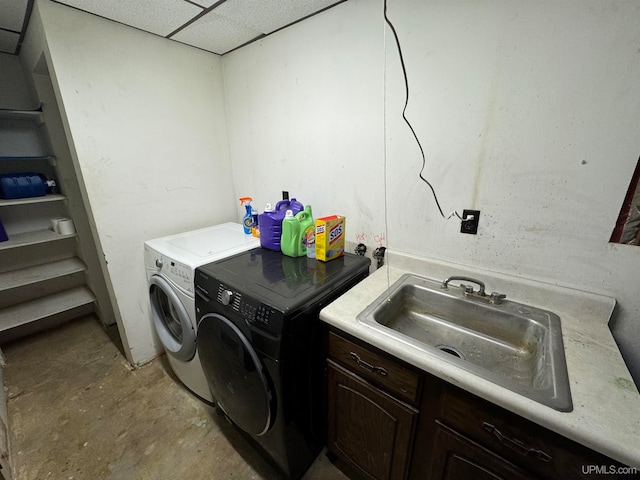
[489,292,507,304]
[460,284,474,295]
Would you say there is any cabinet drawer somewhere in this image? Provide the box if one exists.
[439,385,625,479]
[328,331,421,405]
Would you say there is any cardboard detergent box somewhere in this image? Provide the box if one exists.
[315,215,345,262]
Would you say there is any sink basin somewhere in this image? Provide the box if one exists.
[357,274,572,412]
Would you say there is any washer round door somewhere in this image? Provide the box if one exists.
[197,313,274,436]
[148,275,196,362]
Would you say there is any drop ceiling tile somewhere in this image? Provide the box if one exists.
[0,29,19,55]
[0,0,29,32]
[55,0,202,36]
[172,11,262,55]
[213,0,341,34]
[186,0,218,7]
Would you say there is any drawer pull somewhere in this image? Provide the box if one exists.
[349,352,388,376]
[482,422,552,463]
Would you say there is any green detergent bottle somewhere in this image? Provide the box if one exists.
[298,205,315,258]
[281,210,302,257]
[282,205,314,257]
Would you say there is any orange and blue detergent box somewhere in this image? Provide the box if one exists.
[315,215,345,262]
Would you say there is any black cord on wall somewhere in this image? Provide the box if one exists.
[383,0,461,220]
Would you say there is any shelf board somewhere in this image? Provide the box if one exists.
[0,257,86,292]
[0,228,76,251]
[0,106,43,121]
[0,194,66,207]
[0,155,56,162]
[0,286,95,332]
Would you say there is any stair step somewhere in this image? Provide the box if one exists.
[0,232,77,275]
[0,258,86,292]
[0,286,95,333]
[0,228,76,251]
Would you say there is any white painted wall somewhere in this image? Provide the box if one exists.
[20,0,237,365]
[223,0,640,381]
[221,0,387,245]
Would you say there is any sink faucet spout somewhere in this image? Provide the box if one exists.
[442,276,486,296]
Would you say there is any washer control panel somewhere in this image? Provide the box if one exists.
[215,283,282,335]
[159,255,193,294]
[146,244,195,294]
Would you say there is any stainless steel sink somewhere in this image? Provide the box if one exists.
[357,273,572,412]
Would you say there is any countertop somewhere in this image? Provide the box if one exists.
[319,251,640,469]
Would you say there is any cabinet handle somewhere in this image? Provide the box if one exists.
[349,352,388,376]
[482,422,552,463]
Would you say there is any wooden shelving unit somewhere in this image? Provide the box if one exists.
[0,104,95,342]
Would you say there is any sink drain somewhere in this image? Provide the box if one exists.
[436,345,465,360]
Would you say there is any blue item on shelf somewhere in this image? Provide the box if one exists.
[0,172,54,199]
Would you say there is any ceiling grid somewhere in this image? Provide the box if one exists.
[0,0,346,56]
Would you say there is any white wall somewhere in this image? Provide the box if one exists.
[222,0,387,244]
[223,0,640,381]
[20,0,237,365]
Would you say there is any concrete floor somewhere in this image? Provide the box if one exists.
[2,316,349,480]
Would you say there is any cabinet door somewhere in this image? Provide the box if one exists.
[429,422,538,480]
[438,385,629,479]
[327,360,418,480]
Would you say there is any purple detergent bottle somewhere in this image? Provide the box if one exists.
[259,197,303,251]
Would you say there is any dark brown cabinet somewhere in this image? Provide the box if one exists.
[327,362,417,480]
[428,422,537,480]
[326,331,421,480]
[416,384,628,480]
[325,327,634,480]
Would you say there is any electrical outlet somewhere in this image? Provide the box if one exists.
[460,209,480,234]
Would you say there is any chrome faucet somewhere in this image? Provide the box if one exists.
[441,276,507,305]
[442,276,486,296]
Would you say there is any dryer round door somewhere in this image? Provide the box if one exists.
[197,313,274,436]
[149,275,196,362]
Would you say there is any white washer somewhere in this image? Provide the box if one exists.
[144,222,259,402]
